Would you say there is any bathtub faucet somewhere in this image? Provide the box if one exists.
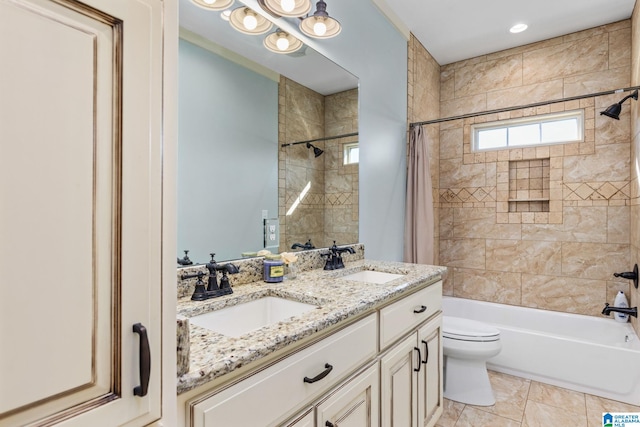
[602,303,638,318]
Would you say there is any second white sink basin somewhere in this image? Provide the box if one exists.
[189,296,318,337]
[341,270,405,284]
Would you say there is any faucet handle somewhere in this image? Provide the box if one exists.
[613,263,639,289]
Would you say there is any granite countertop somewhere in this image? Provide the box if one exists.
[176,259,446,395]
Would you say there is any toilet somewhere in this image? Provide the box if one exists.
[442,316,502,406]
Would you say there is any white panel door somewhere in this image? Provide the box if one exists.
[0,0,165,425]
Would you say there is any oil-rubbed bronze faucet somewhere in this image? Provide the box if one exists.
[601,303,638,318]
[181,253,239,301]
[177,250,193,266]
[323,241,356,270]
[613,264,639,289]
[291,239,315,250]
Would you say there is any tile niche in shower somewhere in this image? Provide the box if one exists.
[508,158,550,213]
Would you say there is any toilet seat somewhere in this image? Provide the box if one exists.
[443,316,500,342]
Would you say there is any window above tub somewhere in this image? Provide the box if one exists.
[471,110,584,152]
[343,142,359,164]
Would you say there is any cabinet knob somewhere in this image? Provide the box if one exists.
[325,422,335,427]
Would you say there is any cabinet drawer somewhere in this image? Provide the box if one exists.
[190,313,377,427]
[379,281,442,349]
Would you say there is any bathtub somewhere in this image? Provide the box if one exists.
[443,296,640,405]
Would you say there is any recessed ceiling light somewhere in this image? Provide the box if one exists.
[510,23,528,34]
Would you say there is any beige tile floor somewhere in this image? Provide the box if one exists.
[436,371,640,427]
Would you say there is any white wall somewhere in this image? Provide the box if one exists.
[178,39,279,263]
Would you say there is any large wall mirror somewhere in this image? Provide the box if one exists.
[177,0,359,264]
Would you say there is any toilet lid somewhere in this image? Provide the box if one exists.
[443,316,500,341]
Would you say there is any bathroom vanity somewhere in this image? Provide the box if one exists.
[176,255,446,427]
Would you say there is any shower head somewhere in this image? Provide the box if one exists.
[306,142,324,157]
[600,89,638,120]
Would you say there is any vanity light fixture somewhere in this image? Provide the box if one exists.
[264,30,303,54]
[229,7,273,35]
[600,89,638,120]
[300,0,341,39]
[191,0,235,11]
[509,23,528,34]
[261,0,312,18]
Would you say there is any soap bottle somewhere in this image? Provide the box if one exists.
[614,291,629,323]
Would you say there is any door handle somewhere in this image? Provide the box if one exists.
[133,323,151,397]
[304,363,333,383]
[421,339,429,364]
[414,347,421,372]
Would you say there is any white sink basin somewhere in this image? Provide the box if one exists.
[341,270,405,284]
[188,296,318,337]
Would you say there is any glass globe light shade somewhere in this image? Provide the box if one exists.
[243,12,258,30]
[280,0,295,12]
[313,20,327,36]
[276,35,290,51]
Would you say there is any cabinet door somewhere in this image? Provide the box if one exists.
[0,0,166,425]
[417,314,443,427]
[380,334,419,427]
[316,364,379,427]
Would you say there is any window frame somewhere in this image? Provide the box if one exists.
[343,142,359,165]
[470,109,584,152]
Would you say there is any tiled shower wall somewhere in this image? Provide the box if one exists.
[278,77,358,251]
[433,21,633,317]
[631,4,640,336]
[408,34,441,263]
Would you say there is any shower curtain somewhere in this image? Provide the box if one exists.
[404,124,435,264]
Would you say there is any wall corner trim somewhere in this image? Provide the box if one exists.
[370,0,410,40]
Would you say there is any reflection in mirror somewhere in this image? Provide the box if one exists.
[279,79,359,251]
[177,0,358,264]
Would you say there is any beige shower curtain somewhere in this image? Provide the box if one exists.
[404,124,434,264]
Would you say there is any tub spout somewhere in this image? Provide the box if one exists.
[602,303,638,318]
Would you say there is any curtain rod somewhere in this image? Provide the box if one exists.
[281,132,359,147]
[409,86,640,127]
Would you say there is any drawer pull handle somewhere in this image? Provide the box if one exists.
[326,422,335,427]
[413,305,427,314]
[304,363,333,383]
[414,347,421,372]
[133,323,151,397]
[421,339,429,364]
